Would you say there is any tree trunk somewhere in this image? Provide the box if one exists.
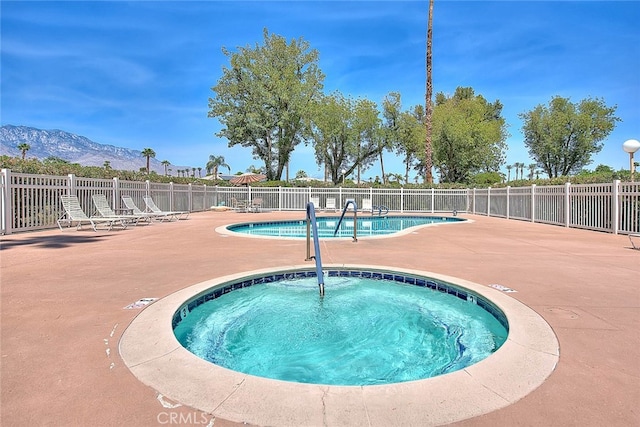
[425,0,434,184]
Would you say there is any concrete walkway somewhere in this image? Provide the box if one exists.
[1,211,638,426]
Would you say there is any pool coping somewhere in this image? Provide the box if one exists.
[215,214,473,241]
[119,264,559,426]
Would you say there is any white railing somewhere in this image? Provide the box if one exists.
[1,168,638,236]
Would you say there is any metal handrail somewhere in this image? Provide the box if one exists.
[333,199,358,242]
[305,202,325,296]
[372,205,389,216]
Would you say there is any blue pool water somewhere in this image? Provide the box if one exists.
[226,215,465,238]
[173,273,508,386]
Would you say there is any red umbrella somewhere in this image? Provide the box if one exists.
[229,173,267,186]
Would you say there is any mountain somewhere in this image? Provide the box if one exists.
[0,125,191,175]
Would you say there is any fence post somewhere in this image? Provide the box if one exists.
[188,183,193,211]
[145,180,151,198]
[472,188,476,214]
[113,177,120,210]
[564,182,571,227]
[68,174,76,194]
[400,187,404,213]
[1,169,12,235]
[612,180,620,234]
[430,188,435,213]
[531,184,536,222]
[487,187,491,216]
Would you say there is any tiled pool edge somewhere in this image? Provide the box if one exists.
[119,264,559,426]
[171,267,509,334]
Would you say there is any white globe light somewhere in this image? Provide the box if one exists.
[622,139,640,154]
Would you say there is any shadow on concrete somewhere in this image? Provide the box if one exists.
[0,233,109,250]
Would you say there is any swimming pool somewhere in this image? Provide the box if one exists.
[223,215,466,238]
[173,269,508,386]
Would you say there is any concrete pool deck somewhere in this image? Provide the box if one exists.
[1,211,639,426]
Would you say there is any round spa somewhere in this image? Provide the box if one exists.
[119,265,559,426]
[172,268,508,386]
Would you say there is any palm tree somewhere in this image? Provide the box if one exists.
[191,167,196,177]
[506,164,512,182]
[424,0,435,184]
[103,160,111,170]
[161,160,170,176]
[17,143,30,160]
[141,148,156,174]
[206,155,230,179]
[528,164,537,180]
[197,167,202,178]
[519,163,525,181]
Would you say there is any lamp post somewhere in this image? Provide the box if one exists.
[623,139,640,182]
[341,169,346,185]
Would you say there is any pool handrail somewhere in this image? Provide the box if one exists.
[305,202,325,296]
[333,199,358,242]
[371,205,389,216]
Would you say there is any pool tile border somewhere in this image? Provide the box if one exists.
[172,268,508,332]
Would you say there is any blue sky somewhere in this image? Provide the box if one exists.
[2,1,639,181]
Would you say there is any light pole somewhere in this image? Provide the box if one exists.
[623,139,640,182]
[341,169,346,185]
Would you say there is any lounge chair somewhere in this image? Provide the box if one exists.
[57,194,127,231]
[91,194,148,225]
[143,196,189,220]
[122,195,171,222]
[361,198,373,213]
[325,197,337,212]
[630,234,640,250]
[309,197,320,210]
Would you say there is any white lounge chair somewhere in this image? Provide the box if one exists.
[143,196,189,220]
[309,197,320,210]
[91,194,148,225]
[630,234,640,250]
[325,197,337,212]
[122,195,171,222]
[57,194,127,231]
[361,198,373,213]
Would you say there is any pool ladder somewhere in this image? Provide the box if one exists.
[333,199,358,242]
[305,202,325,296]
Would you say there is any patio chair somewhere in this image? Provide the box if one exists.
[122,195,171,222]
[325,197,337,212]
[230,197,249,212]
[57,194,127,231]
[91,194,148,226]
[143,196,189,220]
[630,234,640,250]
[250,197,263,213]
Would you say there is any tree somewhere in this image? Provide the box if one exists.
[17,143,30,160]
[424,0,435,183]
[432,87,508,183]
[519,96,619,177]
[103,160,111,170]
[197,167,202,178]
[208,28,324,181]
[141,148,156,174]
[206,155,230,179]
[161,160,170,176]
[528,163,536,180]
[506,164,512,182]
[309,92,380,185]
[395,105,426,184]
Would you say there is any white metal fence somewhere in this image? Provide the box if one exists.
[1,168,638,236]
